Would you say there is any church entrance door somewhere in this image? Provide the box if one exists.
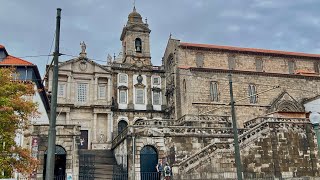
[43,145,67,179]
[140,145,158,180]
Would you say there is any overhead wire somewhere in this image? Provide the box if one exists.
[46,31,56,65]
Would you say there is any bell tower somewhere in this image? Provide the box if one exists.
[120,7,152,66]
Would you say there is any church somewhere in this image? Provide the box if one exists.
[37,6,320,180]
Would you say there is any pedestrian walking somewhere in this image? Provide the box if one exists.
[156,159,164,180]
[163,162,171,180]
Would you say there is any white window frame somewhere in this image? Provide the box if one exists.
[152,76,161,85]
[77,83,88,103]
[119,90,127,104]
[153,91,161,105]
[98,84,106,99]
[119,73,128,84]
[58,83,66,98]
[135,88,145,104]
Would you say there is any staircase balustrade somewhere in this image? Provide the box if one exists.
[176,114,231,126]
[175,117,310,174]
[112,126,130,149]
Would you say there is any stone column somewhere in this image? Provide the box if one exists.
[93,113,97,143]
[161,75,166,111]
[107,112,113,142]
[67,75,72,102]
[94,76,98,101]
[70,76,74,102]
[146,74,153,110]
[66,112,70,124]
[128,73,134,109]
[107,77,112,105]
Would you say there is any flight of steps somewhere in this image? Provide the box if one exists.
[79,149,117,180]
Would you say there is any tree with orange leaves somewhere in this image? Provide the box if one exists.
[0,68,39,178]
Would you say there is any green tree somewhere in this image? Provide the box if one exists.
[0,68,39,178]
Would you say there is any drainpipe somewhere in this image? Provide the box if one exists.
[132,135,136,180]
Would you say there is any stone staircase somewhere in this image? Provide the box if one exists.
[173,117,310,175]
[79,149,116,180]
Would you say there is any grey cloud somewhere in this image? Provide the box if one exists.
[1,0,320,76]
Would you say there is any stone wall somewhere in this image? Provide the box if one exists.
[178,47,318,74]
[31,124,81,180]
[177,68,320,126]
[175,122,320,179]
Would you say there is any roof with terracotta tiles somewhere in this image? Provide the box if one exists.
[0,45,33,66]
[180,42,320,59]
[0,55,34,66]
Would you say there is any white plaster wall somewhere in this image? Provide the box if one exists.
[151,75,162,111]
[133,75,147,110]
[118,73,128,109]
[114,139,128,169]
[32,85,49,124]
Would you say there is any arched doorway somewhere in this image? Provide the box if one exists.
[140,145,158,180]
[118,120,128,135]
[43,145,67,179]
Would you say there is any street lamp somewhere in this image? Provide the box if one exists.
[309,111,320,158]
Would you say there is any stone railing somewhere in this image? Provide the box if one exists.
[175,141,231,173]
[238,121,269,149]
[175,114,231,126]
[111,126,130,149]
[176,117,310,174]
[239,118,309,150]
[131,125,248,138]
[111,119,245,148]
[243,116,264,128]
[134,119,174,126]
[243,116,309,128]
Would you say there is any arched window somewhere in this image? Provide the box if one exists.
[135,38,142,53]
[118,120,128,134]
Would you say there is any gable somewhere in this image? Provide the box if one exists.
[268,91,304,113]
[59,58,111,74]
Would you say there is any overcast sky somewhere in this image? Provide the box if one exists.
[1,0,320,76]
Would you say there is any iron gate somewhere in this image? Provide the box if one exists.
[140,145,158,180]
[79,154,95,180]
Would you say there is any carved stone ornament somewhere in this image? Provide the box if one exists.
[136,60,143,68]
[79,60,87,71]
[152,87,161,92]
[118,85,128,90]
[137,74,143,84]
[134,83,145,88]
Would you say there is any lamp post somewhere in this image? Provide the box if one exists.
[309,111,320,158]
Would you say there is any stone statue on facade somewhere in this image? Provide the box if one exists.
[79,41,87,58]
[80,41,86,53]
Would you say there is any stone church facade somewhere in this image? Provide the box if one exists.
[39,7,320,180]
